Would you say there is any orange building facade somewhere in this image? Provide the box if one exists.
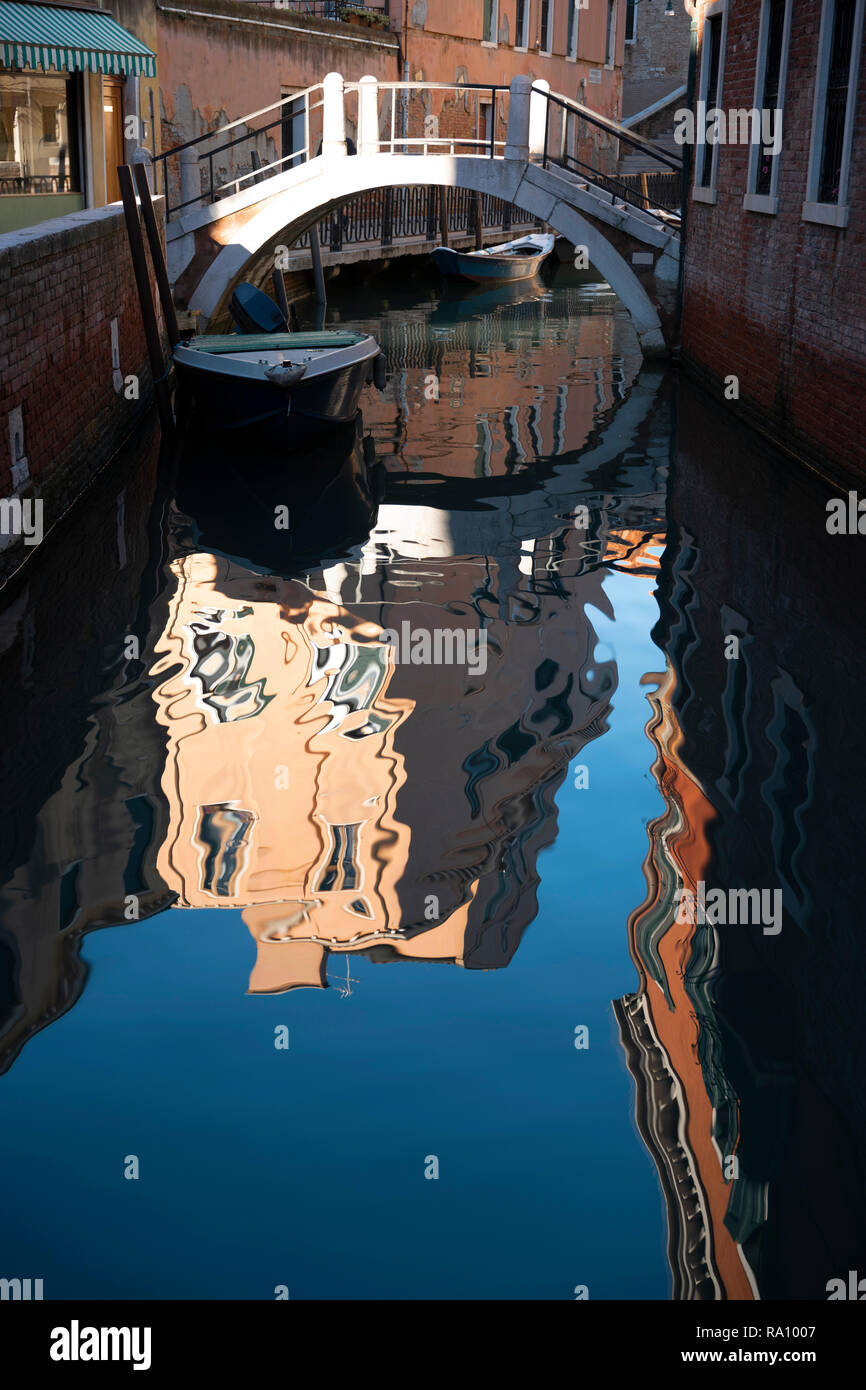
[155,0,626,182]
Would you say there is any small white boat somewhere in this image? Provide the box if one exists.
[174,330,384,444]
[432,233,555,284]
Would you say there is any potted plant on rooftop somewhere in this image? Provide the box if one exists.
[340,4,389,28]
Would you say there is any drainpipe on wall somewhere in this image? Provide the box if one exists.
[401,0,410,147]
[674,0,699,355]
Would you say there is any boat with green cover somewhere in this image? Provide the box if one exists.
[173,329,383,444]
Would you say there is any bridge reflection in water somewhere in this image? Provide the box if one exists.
[0,273,863,1300]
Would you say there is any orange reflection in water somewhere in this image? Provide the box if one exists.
[151,510,620,995]
[618,636,757,1301]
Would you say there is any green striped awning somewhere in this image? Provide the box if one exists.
[0,2,156,77]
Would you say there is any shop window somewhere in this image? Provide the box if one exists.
[0,71,83,196]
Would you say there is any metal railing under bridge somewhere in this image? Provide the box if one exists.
[301,185,542,253]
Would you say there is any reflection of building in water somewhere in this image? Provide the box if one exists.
[151,347,670,995]
[152,496,625,992]
[0,426,172,1074]
[614,659,758,1301]
[616,386,866,1300]
[353,282,642,479]
[0,303,670,1066]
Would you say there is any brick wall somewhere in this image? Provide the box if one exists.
[681,0,866,486]
[624,0,691,89]
[0,203,163,586]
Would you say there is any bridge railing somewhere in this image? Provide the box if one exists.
[535,87,683,224]
[154,82,328,220]
[367,82,510,158]
[154,72,682,231]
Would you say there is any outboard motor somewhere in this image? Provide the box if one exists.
[230,281,288,334]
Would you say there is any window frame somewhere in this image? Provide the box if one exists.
[0,68,85,202]
[567,0,579,59]
[482,0,499,46]
[478,98,494,152]
[515,0,531,51]
[625,0,637,43]
[803,0,865,228]
[693,0,730,205]
[605,0,618,68]
[743,0,793,215]
[540,0,555,55]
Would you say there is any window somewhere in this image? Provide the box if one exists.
[0,72,82,197]
[197,805,255,899]
[540,0,554,52]
[804,0,864,225]
[281,91,308,169]
[694,2,728,198]
[745,0,792,212]
[516,0,531,48]
[103,78,124,205]
[818,0,855,199]
[479,100,493,150]
[316,824,362,894]
[560,106,577,163]
[605,0,618,66]
[625,0,637,42]
[483,0,498,43]
[567,0,579,57]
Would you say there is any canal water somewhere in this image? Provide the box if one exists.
[1,262,865,1301]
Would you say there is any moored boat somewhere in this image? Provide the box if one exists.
[432,233,555,284]
[174,330,382,444]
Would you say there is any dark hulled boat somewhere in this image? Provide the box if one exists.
[173,330,382,446]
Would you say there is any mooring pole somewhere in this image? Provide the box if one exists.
[118,164,174,436]
[473,190,483,249]
[131,156,179,348]
[272,267,291,325]
[309,221,327,309]
[438,185,449,247]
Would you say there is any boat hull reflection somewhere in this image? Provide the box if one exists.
[173,413,380,577]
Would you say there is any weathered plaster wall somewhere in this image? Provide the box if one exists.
[402,0,625,173]
[157,1,400,146]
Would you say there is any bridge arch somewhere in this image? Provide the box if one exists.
[182,155,674,357]
[166,77,681,357]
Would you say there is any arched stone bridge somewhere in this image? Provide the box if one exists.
[160,75,682,358]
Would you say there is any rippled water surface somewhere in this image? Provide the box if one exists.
[2,264,864,1300]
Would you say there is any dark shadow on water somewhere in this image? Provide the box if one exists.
[172,413,380,579]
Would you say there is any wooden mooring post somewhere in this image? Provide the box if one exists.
[309,221,327,310]
[473,191,483,250]
[438,185,449,247]
[117,163,174,437]
[132,157,179,349]
[272,267,291,323]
